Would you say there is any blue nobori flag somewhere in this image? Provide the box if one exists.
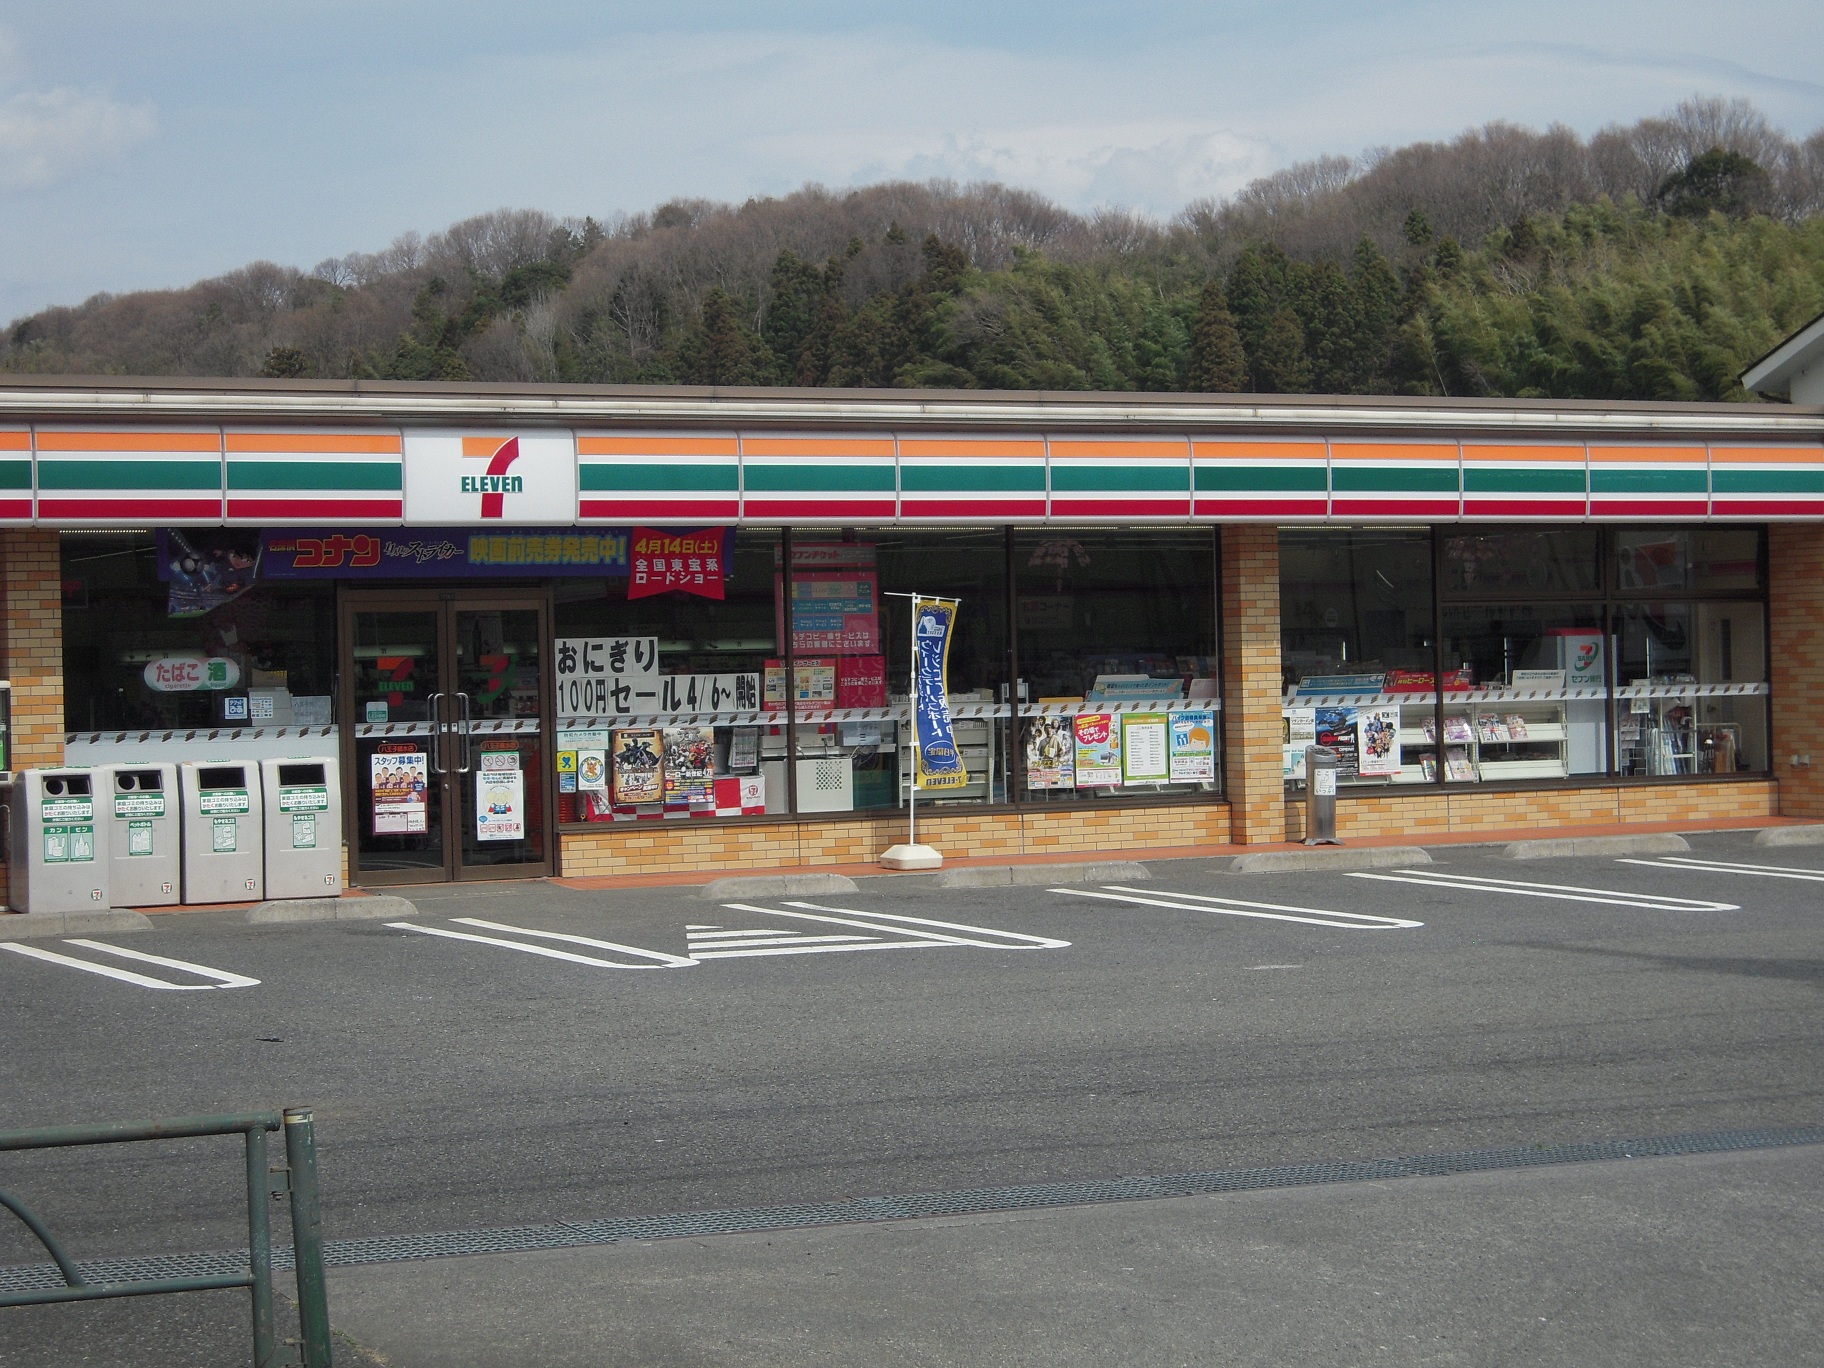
[913,597,969,791]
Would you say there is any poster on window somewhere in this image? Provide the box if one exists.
[611,728,664,805]
[1024,716,1075,789]
[1121,713,1171,784]
[780,564,881,653]
[1169,710,1217,781]
[370,747,428,835]
[1355,706,1402,777]
[662,725,715,804]
[475,751,524,841]
[1283,707,1317,780]
[1073,713,1122,788]
[1313,707,1360,778]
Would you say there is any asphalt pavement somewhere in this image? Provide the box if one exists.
[3,830,1822,1365]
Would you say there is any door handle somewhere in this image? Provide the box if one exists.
[456,692,474,773]
[423,692,445,774]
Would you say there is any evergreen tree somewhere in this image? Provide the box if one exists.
[673,288,774,385]
[1657,148,1771,219]
[1348,237,1402,391]
[1186,278,1247,391]
[258,345,312,379]
[1224,247,1276,387]
[761,250,824,381]
[1255,309,1313,392]
[1302,259,1355,393]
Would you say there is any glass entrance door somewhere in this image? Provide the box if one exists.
[342,591,553,884]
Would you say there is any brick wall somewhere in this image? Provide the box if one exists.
[559,802,1236,877]
[1769,524,1824,819]
[1284,779,1778,842]
[1,529,64,772]
[1220,527,1287,844]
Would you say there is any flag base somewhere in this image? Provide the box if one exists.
[879,843,944,871]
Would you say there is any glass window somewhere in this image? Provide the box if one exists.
[1441,528,1599,596]
[61,532,337,732]
[775,530,1008,812]
[1613,528,1762,594]
[1441,604,1608,778]
[554,529,780,820]
[1278,529,1434,689]
[1014,529,1219,803]
[1614,600,1767,775]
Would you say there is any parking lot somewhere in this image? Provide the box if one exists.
[4,830,1823,1365]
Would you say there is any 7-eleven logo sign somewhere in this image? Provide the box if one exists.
[460,437,525,518]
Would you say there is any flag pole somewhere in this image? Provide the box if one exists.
[880,592,950,871]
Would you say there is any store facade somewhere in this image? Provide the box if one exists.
[4,378,1822,884]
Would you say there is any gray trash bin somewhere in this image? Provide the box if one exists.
[1303,745,1343,846]
[8,768,108,913]
[260,757,342,899]
[104,762,181,908]
[179,761,264,903]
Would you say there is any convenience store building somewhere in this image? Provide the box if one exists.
[2,375,1821,888]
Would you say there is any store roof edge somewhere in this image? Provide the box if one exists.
[0,375,1820,437]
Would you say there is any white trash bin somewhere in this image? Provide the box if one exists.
[179,761,264,903]
[7,768,107,913]
[103,762,181,907]
[260,757,342,899]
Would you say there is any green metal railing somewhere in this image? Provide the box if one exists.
[0,1107,331,1368]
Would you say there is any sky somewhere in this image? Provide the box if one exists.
[2,1,1821,325]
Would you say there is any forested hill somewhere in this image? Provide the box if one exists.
[7,97,1824,402]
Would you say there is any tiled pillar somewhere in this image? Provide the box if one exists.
[1769,524,1824,819]
[1,529,65,772]
[1220,526,1286,845]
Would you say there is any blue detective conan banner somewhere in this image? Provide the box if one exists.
[913,597,969,791]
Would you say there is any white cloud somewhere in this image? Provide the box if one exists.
[0,86,156,188]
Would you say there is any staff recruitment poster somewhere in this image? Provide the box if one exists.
[912,597,968,791]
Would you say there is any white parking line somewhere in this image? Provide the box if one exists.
[1057,885,1422,929]
[1345,868,1738,912]
[451,918,698,967]
[387,921,696,968]
[782,902,1073,950]
[1618,855,1824,883]
[0,939,260,990]
[685,902,1071,958]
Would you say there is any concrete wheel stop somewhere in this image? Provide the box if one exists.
[1229,846,1431,874]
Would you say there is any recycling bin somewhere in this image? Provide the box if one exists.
[8,768,108,913]
[260,757,342,899]
[104,762,181,907]
[179,761,264,903]
[1303,745,1343,846]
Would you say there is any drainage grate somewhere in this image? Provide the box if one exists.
[4,1123,1818,1293]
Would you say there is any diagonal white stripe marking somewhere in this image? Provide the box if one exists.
[451,918,696,967]
[1345,871,1737,911]
[1059,886,1421,930]
[692,940,967,960]
[1,941,218,990]
[719,903,987,946]
[687,934,875,949]
[62,939,260,988]
[1618,857,1824,883]
[781,902,1072,949]
[1101,885,1421,928]
[390,922,695,967]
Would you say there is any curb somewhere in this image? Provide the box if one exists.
[1502,834,1690,860]
[245,895,421,924]
[700,873,859,901]
[0,909,154,940]
[933,862,1152,889]
[1754,826,1824,847]
[1230,846,1431,874]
